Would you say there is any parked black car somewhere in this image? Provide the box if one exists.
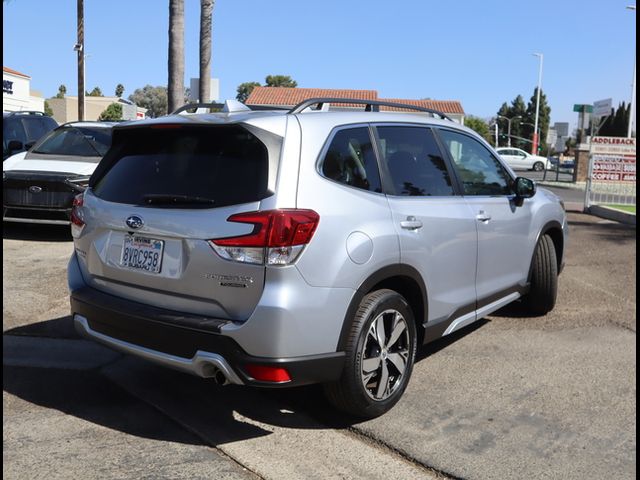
[3,111,58,160]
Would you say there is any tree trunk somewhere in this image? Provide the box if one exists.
[168,0,185,113]
[199,0,214,103]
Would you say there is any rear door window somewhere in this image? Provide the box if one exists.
[376,126,454,196]
[92,125,270,208]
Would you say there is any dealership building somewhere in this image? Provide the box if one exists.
[2,67,45,113]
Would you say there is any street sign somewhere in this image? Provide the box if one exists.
[593,98,612,117]
[573,104,593,113]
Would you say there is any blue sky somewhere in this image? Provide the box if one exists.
[3,0,636,130]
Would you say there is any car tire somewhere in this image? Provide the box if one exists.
[523,234,558,315]
[533,161,545,172]
[323,289,417,418]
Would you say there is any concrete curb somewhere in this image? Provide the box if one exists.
[588,205,636,225]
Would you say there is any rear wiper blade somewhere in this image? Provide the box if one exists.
[142,194,216,205]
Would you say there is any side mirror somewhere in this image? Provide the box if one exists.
[513,176,536,206]
[7,140,23,152]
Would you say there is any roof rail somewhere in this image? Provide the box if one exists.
[5,110,47,116]
[288,98,453,121]
[172,100,290,115]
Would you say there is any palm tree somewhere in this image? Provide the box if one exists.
[168,0,185,113]
[199,0,215,103]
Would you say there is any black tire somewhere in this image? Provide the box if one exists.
[523,234,558,315]
[533,161,544,172]
[323,289,417,418]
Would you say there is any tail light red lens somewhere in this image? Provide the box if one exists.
[208,209,319,266]
[213,209,320,247]
[244,364,291,383]
[70,193,85,238]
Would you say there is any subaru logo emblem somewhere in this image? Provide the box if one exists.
[28,186,42,194]
[126,215,144,229]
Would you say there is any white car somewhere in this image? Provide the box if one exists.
[495,147,551,171]
[3,121,115,224]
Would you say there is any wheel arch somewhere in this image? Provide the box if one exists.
[336,264,428,350]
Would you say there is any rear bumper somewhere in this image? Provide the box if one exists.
[70,286,345,387]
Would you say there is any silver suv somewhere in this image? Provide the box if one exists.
[68,98,567,418]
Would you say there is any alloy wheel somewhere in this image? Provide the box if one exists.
[360,309,410,401]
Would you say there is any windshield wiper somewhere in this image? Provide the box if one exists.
[142,194,216,205]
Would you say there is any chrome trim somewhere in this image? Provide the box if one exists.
[73,315,244,385]
[3,216,70,225]
[443,292,520,336]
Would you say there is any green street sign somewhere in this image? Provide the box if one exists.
[573,104,594,113]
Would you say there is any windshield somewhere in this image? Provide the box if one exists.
[32,126,112,157]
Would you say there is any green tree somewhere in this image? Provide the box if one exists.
[236,81,261,103]
[168,0,185,113]
[98,103,123,121]
[55,84,67,99]
[464,116,491,142]
[44,100,54,117]
[115,84,125,98]
[129,85,168,118]
[599,102,630,137]
[509,95,527,144]
[524,87,551,154]
[87,86,103,97]
[199,0,215,102]
[265,75,297,88]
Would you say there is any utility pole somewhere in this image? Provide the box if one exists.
[77,0,85,121]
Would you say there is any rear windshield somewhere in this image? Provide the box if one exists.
[32,126,112,158]
[92,125,269,208]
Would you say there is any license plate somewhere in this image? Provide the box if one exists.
[121,235,164,274]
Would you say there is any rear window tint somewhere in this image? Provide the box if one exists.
[32,126,112,157]
[92,125,269,208]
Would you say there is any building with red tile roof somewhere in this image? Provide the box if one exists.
[246,86,465,122]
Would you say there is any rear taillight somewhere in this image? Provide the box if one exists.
[70,193,85,238]
[208,209,320,266]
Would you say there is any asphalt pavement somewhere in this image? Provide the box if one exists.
[3,213,636,479]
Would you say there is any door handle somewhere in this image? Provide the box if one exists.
[400,216,423,230]
[476,210,491,222]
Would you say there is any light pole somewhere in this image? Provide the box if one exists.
[497,115,522,147]
[532,52,544,154]
[627,5,636,138]
[76,0,84,121]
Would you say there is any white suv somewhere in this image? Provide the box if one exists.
[496,147,551,171]
[68,99,567,418]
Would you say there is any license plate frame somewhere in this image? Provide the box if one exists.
[120,235,164,274]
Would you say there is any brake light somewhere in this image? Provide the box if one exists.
[208,209,319,265]
[70,193,85,238]
[244,364,291,383]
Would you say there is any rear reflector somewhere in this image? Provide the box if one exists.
[244,364,292,383]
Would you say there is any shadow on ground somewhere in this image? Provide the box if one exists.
[2,222,72,242]
[3,318,487,447]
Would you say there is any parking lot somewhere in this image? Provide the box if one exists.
[3,212,636,480]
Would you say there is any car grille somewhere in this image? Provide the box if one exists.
[3,171,82,209]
